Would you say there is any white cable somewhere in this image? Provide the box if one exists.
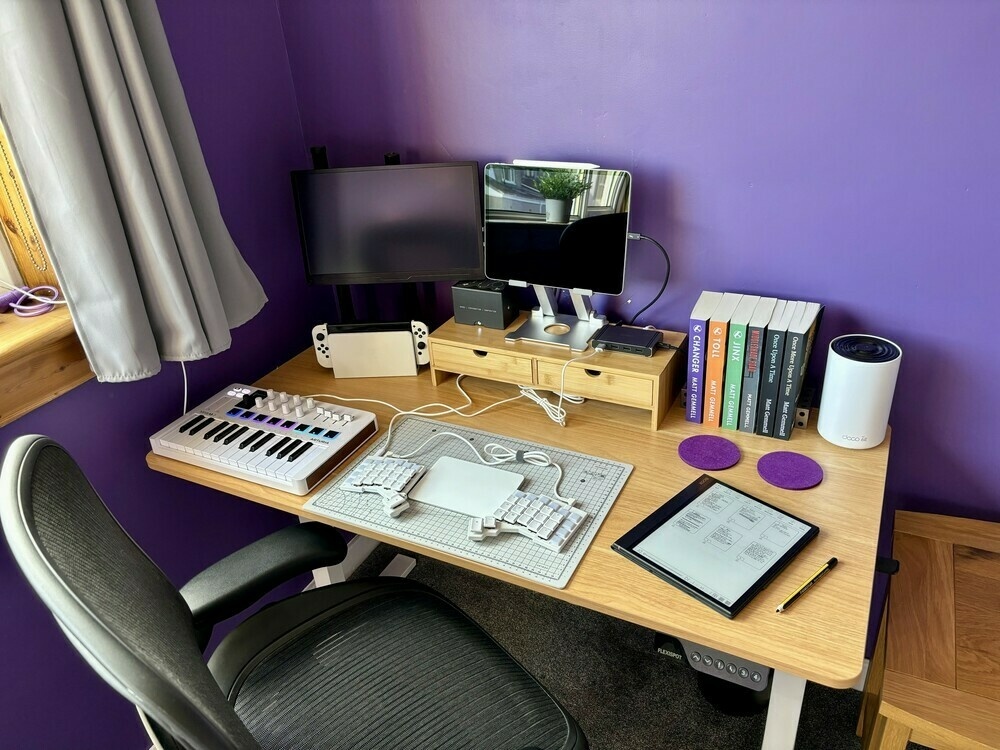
[180,361,188,415]
[306,375,525,454]
[517,347,601,427]
[0,278,69,305]
[308,346,603,447]
[387,430,575,506]
[303,366,600,502]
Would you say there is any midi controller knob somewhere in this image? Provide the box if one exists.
[149,382,379,496]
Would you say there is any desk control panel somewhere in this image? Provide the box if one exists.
[149,384,377,495]
[656,634,772,692]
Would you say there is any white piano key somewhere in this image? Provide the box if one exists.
[148,383,378,495]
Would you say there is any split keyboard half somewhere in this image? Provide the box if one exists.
[468,489,589,552]
[149,384,377,495]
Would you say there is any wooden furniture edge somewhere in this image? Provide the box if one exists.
[0,307,92,427]
[881,670,1000,749]
[895,510,1000,553]
[858,599,889,742]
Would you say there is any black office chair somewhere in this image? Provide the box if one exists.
[0,435,587,750]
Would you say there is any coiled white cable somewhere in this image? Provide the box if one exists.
[515,348,600,427]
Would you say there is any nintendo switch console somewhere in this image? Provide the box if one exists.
[312,321,429,378]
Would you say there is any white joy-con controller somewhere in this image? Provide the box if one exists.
[410,320,430,366]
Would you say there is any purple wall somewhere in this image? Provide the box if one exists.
[278,0,1000,520]
[0,2,314,748]
[4,2,999,747]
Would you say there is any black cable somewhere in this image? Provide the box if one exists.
[627,234,671,326]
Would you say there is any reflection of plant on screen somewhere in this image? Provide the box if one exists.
[533,171,592,200]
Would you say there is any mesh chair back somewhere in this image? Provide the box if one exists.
[0,436,258,750]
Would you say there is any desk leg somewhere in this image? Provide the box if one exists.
[300,519,380,587]
[298,520,417,586]
[761,670,806,750]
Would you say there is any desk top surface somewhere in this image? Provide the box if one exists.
[147,349,889,688]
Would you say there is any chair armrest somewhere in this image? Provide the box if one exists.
[180,522,347,647]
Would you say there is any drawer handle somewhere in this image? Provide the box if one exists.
[473,350,489,358]
[584,369,603,378]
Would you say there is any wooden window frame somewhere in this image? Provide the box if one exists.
[0,118,92,427]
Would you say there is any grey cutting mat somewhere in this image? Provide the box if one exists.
[303,415,632,588]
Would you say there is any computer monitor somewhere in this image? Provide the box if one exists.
[291,162,484,285]
[483,162,632,350]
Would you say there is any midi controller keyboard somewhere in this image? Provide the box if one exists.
[149,384,378,495]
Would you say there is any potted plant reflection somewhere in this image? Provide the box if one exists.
[533,170,592,223]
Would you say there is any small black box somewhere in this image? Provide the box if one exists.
[590,324,663,357]
[451,279,518,330]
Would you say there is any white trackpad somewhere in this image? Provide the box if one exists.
[409,456,524,517]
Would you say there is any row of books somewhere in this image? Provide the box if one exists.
[686,292,824,439]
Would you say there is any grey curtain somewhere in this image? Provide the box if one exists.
[0,0,267,382]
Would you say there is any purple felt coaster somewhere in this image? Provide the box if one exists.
[757,451,824,490]
[677,435,741,471]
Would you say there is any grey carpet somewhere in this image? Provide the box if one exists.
[352,546,926,750]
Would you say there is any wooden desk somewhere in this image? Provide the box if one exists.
[148,349,890,750]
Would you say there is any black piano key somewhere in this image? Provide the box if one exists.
[266,436,290,456]
[213,424,238,442]
[178,414,205,434]
[188,417,215,436]
[239,429,264,449]
[288,441,311,462]
[277,438,302,459]
[203,421,228,440]
[223,425,249,445]
[250,433,274,452]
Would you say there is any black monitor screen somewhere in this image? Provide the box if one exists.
[292,162,483,284]
[483,163,631,295]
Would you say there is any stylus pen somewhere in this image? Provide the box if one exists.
[775,557,838,613]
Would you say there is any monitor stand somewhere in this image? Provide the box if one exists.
[505,285,605,352]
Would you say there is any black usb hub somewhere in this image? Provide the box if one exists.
[590,324,663,357]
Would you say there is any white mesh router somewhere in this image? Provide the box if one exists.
[818,334,902,449]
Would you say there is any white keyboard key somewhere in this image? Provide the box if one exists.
[468,489,588,552]
[340,456,426,517]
